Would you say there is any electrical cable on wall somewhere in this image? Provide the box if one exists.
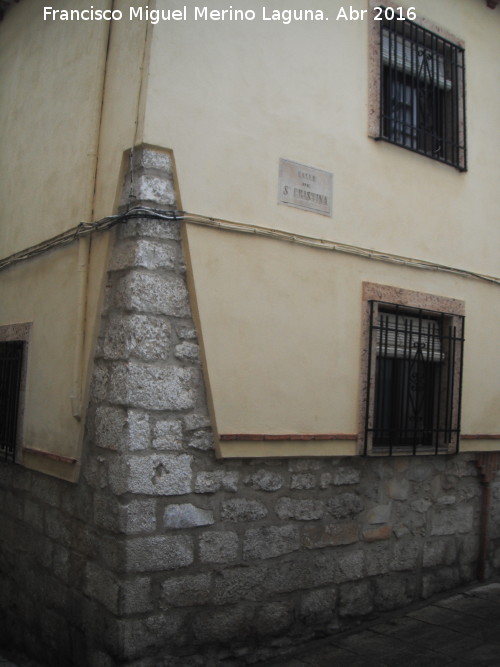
[0,206,499,286]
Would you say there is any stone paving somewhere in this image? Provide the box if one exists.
[1,580,499,666]
[261,580,500,667]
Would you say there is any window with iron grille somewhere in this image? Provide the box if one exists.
[363,301,465,456]
[0,340,24,463]
[377,12,466,170]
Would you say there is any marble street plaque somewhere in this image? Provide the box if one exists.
[278,158,333,217]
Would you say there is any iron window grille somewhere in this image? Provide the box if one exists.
[378,13,466,170]
[0,340,24,463]
[364,302,464,456]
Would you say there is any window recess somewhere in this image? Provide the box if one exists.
[364,302,465,456]
[378,13,466,170]
[0,340,24,463]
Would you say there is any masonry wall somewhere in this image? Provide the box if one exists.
[1,148,499,667]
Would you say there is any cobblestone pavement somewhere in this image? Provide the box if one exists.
[1,580,500,666]
[261,580,500,667]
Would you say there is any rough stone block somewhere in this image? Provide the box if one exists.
[102,314,172,361]
[374,575,411,611]
[275,497,324,521]
[94,492,120,532]
[387,477,410,500]
[125,535,194,572]
[213,566,265,604]
[252,601,294,637]
[243,526,300,560]
[95,406,126,451]
[393,539,420,571]
[174,341,199,362]
[365,542,393,576]
[118,218,180,241]
[126,410,150,451]
[90,361,109,401]
[110,239,176,272]
[44,507,71,547]
[221,498,267,522]
[407,462,434,482]
[303,522,358,548]
[119,577,153,615]
[192,605,250,644]
[339,580,374,617]
[300,587,337,617]
[446,458,476,478]
[85,562,119,614]
[152,419,184,451]
[199,531,239,563]
[290,473,316,490]
[109,362,200,411]
[411,498,432,513]
[421,567,460,598]
[163,503,214,529]
[289,460,322,472]
[430,505,474,536]
[177,325,198,340]
[366,503,392,525]
[183,413,211,431]
[23,498,44,530]
[194,470,239,494]
[327,493,364,519]
[423,537,457,567]
[110,454,193,496]
[115,271,190,318]
[245,469,284,492]
[331,466,361,486]
[119,499,157,534]
[161,573,212,607]
[123,172,177,209]
[31,475,62,508]
[116,612,184,661]
[333,550,364,582]
[187,429,214,451]
[363,525,392,542]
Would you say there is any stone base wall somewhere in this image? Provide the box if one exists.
[1,146,499,666]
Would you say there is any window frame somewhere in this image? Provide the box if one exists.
[359,283,465,457]
[368,1,467,171]
[0,322,31,464]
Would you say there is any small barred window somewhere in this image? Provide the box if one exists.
[364,302,465,456]
[378,13,466,170]
[0,340,24,463]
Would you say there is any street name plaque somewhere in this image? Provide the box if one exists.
[278,158,333,217]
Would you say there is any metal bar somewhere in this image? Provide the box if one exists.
[364,301,376,455]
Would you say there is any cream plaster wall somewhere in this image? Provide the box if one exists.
[0,1,150,478]
[143,0,499,455]
[184,223,500,454]
[144,0,500,277]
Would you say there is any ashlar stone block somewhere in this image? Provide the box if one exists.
[102,314,172,361]
[199,531,239,563]
[163,504,214,529]
[161,573,212,607]
[245,469,284,492]
[430,505,474,536]
[125,535,194,572]
[115,271,191,318]
[243,525,300,560]
[109,362,199,411]
[221,498,267,522]
[110,454,193,496]
[275,497,324,521]
[152,419,184,451]
[303,522,358,548]
[195,470,239,494]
